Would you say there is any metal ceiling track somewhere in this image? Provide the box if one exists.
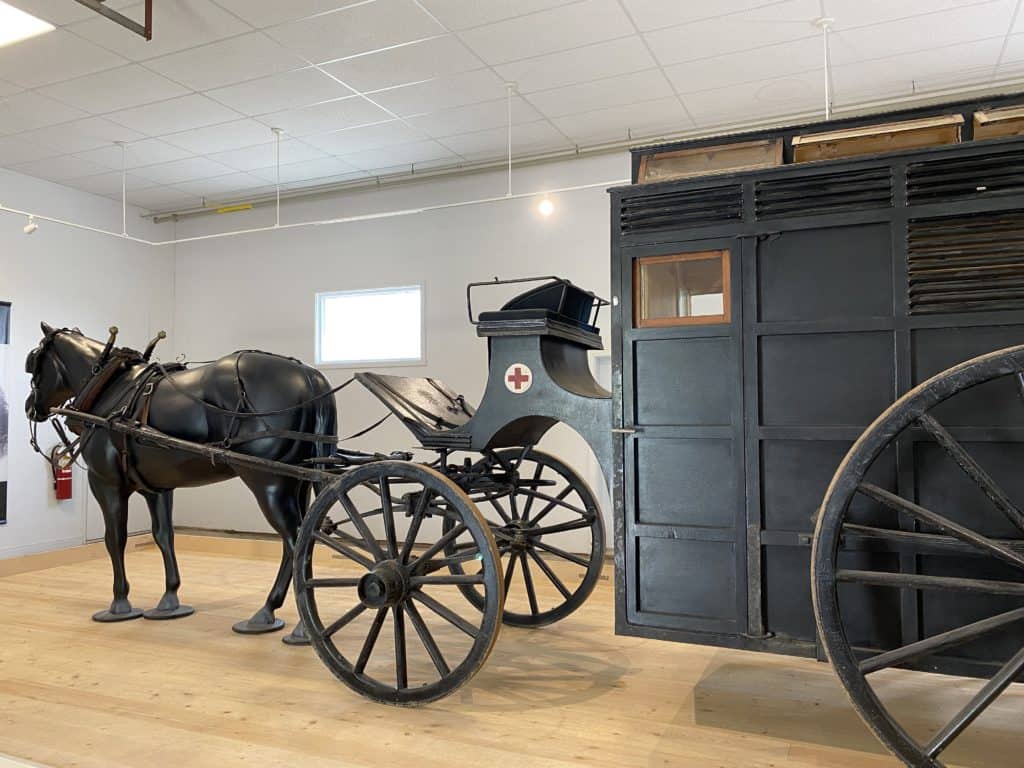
[73,0,152,41]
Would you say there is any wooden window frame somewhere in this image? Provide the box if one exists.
[633,250,731,328]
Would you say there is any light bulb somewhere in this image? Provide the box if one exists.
[538,198,554,217]
[23,216,38,235]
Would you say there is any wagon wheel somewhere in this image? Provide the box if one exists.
[294,461,503,705]
[813,345,1024,767]
[444,448,604,627]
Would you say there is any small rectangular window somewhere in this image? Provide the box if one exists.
[316,285,423,366]
[634,251,730,327]
[0,302,9,345]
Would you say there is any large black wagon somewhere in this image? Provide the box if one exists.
[611,94,1024,767]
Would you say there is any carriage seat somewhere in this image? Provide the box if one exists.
[354,372,475,450]
[476,280,603,350]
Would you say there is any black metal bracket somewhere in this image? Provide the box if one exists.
[465,275,609,326]
[73,0,152,41]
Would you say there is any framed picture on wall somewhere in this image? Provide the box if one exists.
[0,300,9,525]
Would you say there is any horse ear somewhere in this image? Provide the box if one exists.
[40,321,55,335]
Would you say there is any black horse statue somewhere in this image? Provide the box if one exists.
[25,323,337,644]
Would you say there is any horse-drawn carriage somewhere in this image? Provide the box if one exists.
[24,274,1024,764]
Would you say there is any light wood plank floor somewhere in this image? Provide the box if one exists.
[0,539,1018,768]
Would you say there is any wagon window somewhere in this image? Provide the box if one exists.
[633,250,730,327]
[316,285,423,366]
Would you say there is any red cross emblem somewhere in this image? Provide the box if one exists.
[504,363,533,394]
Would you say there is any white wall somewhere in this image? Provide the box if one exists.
[0,168,174,558]
[171,152,628,548]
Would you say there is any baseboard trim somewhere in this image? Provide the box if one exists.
[0,533,154,577]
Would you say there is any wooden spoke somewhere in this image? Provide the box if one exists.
[521,462,544,520]
[842,523,1024,558]
[520,552,540,616]
[337,490,386,562]
[410,591,479,638]
[918,413,1024,533]
[419,547,482,575]
[527,549,573,600]
[532,539,590,568]
[399,489,432,563]
[411,574,486,587]
[524,487,578,526]
[393,605,408,690]
[925,645,1024,759]
[503,551,518,594]
[354,608,388,674]
[858,483,1024,571]
[323,603,367,639]
[486,496,514,525]
[837,569,1024,597]
[861,607,1024,675]
[405,599,450,678]
[412,523,469,570]
[305,577,361,589]
[527,518,594,537]
[313,531,375,570]
[379,476,398,558]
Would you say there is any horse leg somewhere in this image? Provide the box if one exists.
[231,475,300,635]
[89,473,143,623]
[281,480,313,646]
[141,490,195,620]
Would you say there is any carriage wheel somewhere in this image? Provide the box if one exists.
[445,449,604,628]
[294,461,503,705]
[813,344,1024,767]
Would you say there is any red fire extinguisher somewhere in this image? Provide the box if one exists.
[49,446,73,501]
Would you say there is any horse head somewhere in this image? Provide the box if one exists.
[24,322,110,422]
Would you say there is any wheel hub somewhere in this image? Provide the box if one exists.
[501,519,533,552]
[358,561,407,608]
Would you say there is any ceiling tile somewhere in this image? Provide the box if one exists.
[9,153,111,181]
[338,139,457,170]
[418,0,576,31]
[133,156,236,185]
[644,0,820,66]
[1002,32,1024,63]
[831,38,1003,102]
[407,96,542,137]
[67,0,250,61]
[5,0,135,25]
[265,0,444,65]
[127,186,204,213]
[322,35,481,92]
[526,69,672,118]
[76,138,194,170]
[172,172,269,198]
[664,37,823,94]
[457,0,631,65]
[495,35,656,94]
[621,0,784,32]
[438,120,571,159]
[550,95,692,143]
[369,68,506,116]
[249,156,360,183]
[302,120,424,154]
[0,79,22,98]
[106,94,242,135]
[0,28,127,88]
[681,73,824,128]
[211,1,366,29]
[37,65,190,115]
[259,97,395,137]
[206,67,353,116]
[145,32,306,90]
[0,91,89,135]
[825,0,1001,31]
[68,170,158,197]
[829,0,1013,65]
[208,139,329,172]
[22,117,145,154]
[162,118,278,155]
[0,135,61,165]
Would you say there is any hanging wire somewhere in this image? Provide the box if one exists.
[816,17,835,120]
[117,141,127,237]
[273,127,283,228]
[505,82,515,197]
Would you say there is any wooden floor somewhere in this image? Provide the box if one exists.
[0,538,1019,768]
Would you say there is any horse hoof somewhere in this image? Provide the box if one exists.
[144,604,195,620]
[232,617,285,635]
[281,629,310,646]
[92,607,144,623]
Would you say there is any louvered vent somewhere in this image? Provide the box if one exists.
[755,167,893,219]
[907,147,1024,204]
[619,184,743,235]
[908,210,1024,315]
